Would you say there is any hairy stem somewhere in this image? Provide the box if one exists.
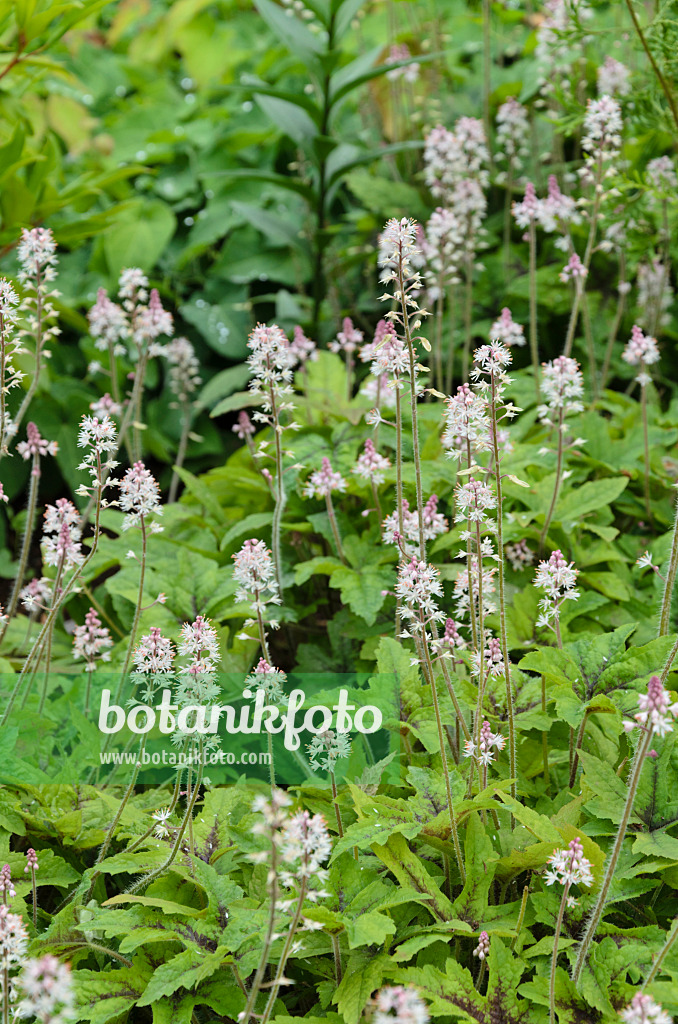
[550,881,571,1024]
[572,726,653,985]
[659,493,678,636]
[0,449,41,644]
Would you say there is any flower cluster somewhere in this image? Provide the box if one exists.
[372,986,429,1024]
[395,558,446,646]
[581,94,623,160]
[464,720,505,766]
[164,336,202,404]
[534,550,580,632]
[116,461,163,531]
[278,808,332,894]
[490,308,525,348]
[505,539,535,572]
[559,253,588,283]
[623,676,678,739]
[385,44,419,83]
[42,499,83,572]
[442,383,490,460]
[16,422,58,464]
[244,658,287,705]
[622,325,660,385]
[330,317,363,357]
[303,457,346,499]
[232,538,281,618]
[133,627,175,676]
[88,268,173,363]
[307,729,352,773]
[289,325,317,366]
[353,438,391,485]
[73,608,113,671]
[382,496,447,556]
[14,954,75,1024]
[544,837,594,889]
[538,357,585,426]
[473,931,490,961]
[0,278,25,447]
[495,98,530,176]
[175,615,222,708]
[423,118,489,199]
[620,993,672,1024]
[597,56,631,97]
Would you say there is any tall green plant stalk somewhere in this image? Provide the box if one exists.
[113,518,148,705]
[255,597,277,790]
[528,220,540,397]
[461,255,474,385]
[420,634,466,885]
[397,261,426,560]
[127,751,204,895]
[563,157,604,360]
[36,553,66,715]
[659,492,678,636]
[598,252,627,396]
[539,407,565,553]
[12,266,44,444]
[0,456,104,727]
[168,397,193,505]
[550,880,571,1024]
[640,374,652,523]
[489,371,517,804]
[445,283,457,395]
[325,492,345,562]
[0,447,41,645]
[642,916,678,990]
[571,723,653,985]
[241,839,280,1024]
[260,878,308,1024]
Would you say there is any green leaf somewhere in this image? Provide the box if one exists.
[74,964,149,1024]
[334,952,390,1024]
[103,200,176,276]
[345,910,397,949]
[391,961,485,1019]
[371,833,455,923]
[173,466,227,524]
[254,0,323,60]
[294,555,344,585]
[255,94,319,145]
[210,391,264,417]
[328,565,392,625]
[556,477,629,521]
[137,947,228,1006]
[452,813,498,928]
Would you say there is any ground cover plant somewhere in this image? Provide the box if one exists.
[2,0,678,1021]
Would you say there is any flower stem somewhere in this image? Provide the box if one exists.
[550,881,571,1024]
[489,372,517,807]
[640,379,652,523]
[539,408,565,554]
[572,726,652,986]
[659,492,678,636]
[598,252,627,397]
[642,916,678,990]
[260,878,308,1024]
[325,493,345,563]
[114,517,148,705]
[169,397,192,504]
[528,220,540,398]
[0,450,41,645]
[398,262,425,560]
[421,628,465,884]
